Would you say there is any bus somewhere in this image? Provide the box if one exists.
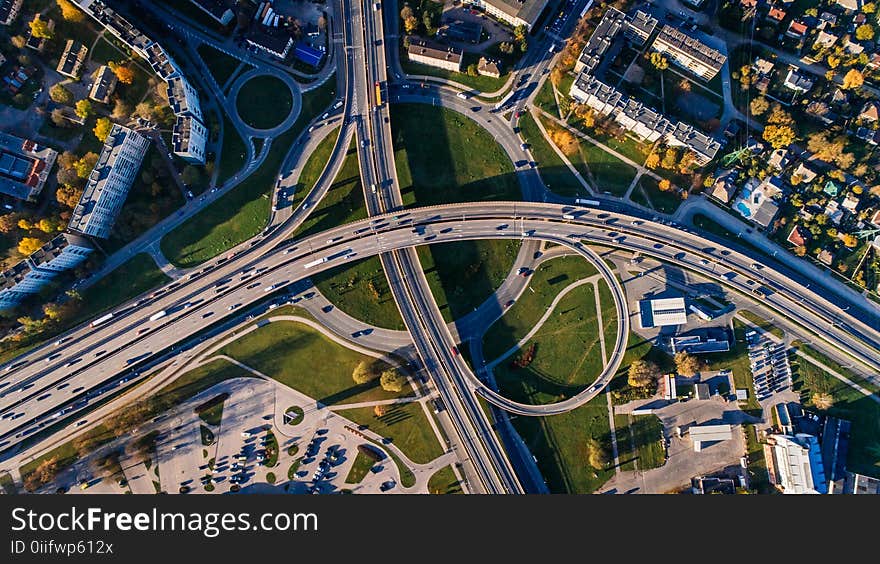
[375,81,383,106]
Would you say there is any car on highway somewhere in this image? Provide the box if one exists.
[450,346,459,356]
[228,304,240,311]
[517,267,531,277]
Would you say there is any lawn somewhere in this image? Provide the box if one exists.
[518,112,584,197]
[292,136,363,240]
[614,414,666,471]
[235,75,293,130]
[197,44,242,87]
[288,126,341,233]
[539,115,636,197]
[344,450,376,484]
[391,104,521,206]
[738,310,784,339]
[312,256,405,330]
[337,402,444,465]
[427,465,463,494]
[637,175,681,214]
[483,255,599,361]
[0,472,16,494]
[20,423,115,491]
[597,279,619,359]
[701,320,761,414]
[216,114,248,185]
[162,77,337,267]
[533,80,559,116]
[744,423,772,493]
[90,35,129,65]
[417,239,522,323]
[219,319,413,405]
[196,396,225,426]
[791,354,880,477]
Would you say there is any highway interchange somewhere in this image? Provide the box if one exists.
[2,0,880,494]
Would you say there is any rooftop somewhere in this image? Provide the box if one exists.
[89,65,117,103]
[479,0,552,27]
[655,25,727,73]
[407,37,464,65]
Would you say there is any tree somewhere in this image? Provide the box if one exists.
[135,101,155,120]
[404,15,419,35]
[855,24,875,41]
[762,125,796,149]
[519,39,528,53]
[380,369,406,393]
[352,361,375,384]
[18,237,44,256]
[50,108,70,128]
[587,439,610,469]
[864,2,877,13]
[49,84,74,105]
[842,234,859,248]
[74,99,93,119]
[749,96,769,116]
[645,153,660,169]
[628,360,659,388]
[826,54,841,69]
[317,15,327,31]
[794,245,807,257]
[24,457,60,492]
[499,42,514,55]
[93,118,113,142]
[11,35,26,49]
[37,218,58,234]
[842,68,864,90]
[766,104,794,126]
[111,63,135,85]
[812,392,834,410]
[674,352,701,377]
[111,99,132,120]
[550,66,565,88]
[57,0,84,21]
[373,404,389,417]
[0,213,18,234]
[514,25,527,44]
[29,15,54,40]
[658,178,671,191]
[74,152,99,178]
[400,6,413,21]
[649,52,668,70]
[17,218,32,230]
[422,10,434,32]
[661,147,678,169]
[467,63,478,77]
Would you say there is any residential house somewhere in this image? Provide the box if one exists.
[767,8,786,23]
[818,248,836,266]
[814,31,839,50]
[825,199,844,225]
[783,68,814,92]
[818,12,838,29]
[842,193,861,213]
[477,57,502,78]
[710,169,739,203]
[859,101,880,122]
[835,0,861,10]
[25,18,54,52]
[786,20,807,39]
[792,162,817,184]
[651,25,727,80]
[753,57,775,77]
[768,148,790,170]
[786,224,810,247]
[0,133,58,202]
[466,0,552,30]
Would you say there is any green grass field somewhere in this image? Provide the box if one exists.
[483,255,599,361]
[791,354,880,477]
[416,239,522,323]
[162,78,337,267]
[344,450,376,484]
[312,256,406,330]
[539,115,636,197]
[400,59,508,93]
[197,44,242,87]
[336,402,443,465]
[637,175,681,214]
[77,254,171,323]
[518,112,584,197]
[219,320,412,405]
[235,76,294,130]
[427,465,463,494]
[391,104,521,206]
[614,414,666,471]
[0,472,16,494]
[217,114,248,185]
[534,81,559,116]
[288,126,342,231]
[292,137,363,240]
[702,320,761,414]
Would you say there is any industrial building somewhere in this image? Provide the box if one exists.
[68,125,150,239]
[0,132,58,202]
[765,434,828,494]
[466,0,551,30]
[670,332,730,354]
[293,43,325,68]
[0,234,93,310]
[407,37,464,72]
[689,424,734,452]
[640,297,688,328]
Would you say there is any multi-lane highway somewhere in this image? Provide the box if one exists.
[3,202,880,455]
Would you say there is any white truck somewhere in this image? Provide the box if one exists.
[304,257,329,269]
[148,310,167,322]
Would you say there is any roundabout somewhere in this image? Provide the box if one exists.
[229,69,301,137]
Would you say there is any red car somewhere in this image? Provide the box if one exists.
[451,346,459,356]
